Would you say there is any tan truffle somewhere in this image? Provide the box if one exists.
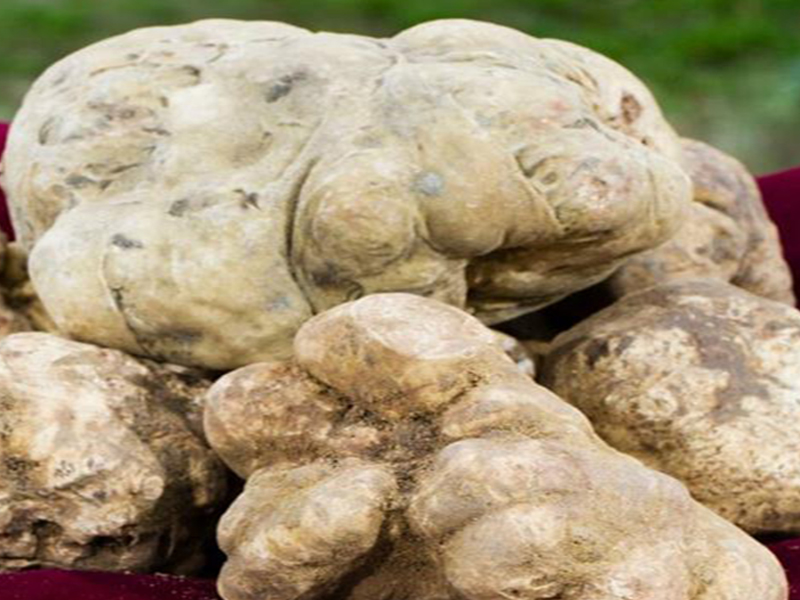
[205,293,785,600]
[542,279,800,535]
[2,19,691,369]
[0,332,228,573]
[608,138,794,304]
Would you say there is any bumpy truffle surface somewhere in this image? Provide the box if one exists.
[542,279,800,535]
[0,332,228,573]
[205,293,785,600]
[2,19,691,369]
[608,139,794,304]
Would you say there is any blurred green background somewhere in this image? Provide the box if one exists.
[1,0,798,173]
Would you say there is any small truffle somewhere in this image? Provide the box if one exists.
[0,332,228,573]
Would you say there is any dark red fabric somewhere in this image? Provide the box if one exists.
[0,121,13,241]
[0,569,220,600]
[0,123,799,597]
[770,539,800,599]
[759,167,800,300]
[757,167,800,593]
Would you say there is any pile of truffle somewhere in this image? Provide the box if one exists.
[0,18,795,600]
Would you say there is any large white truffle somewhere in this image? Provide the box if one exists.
[2,19,691,369]
[205,294,786,600]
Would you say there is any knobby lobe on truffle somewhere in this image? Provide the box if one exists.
[607,139,794,305]
[204,293,786,600]
[3,18,691,369]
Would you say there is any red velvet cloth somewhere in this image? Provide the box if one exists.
[0,550,797,600]
[0,570,220,600]
[772,539,800,600]
[759,166,800,300]
[0,123,798,597]
[0,121,12,241]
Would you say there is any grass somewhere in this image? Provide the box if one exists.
[1,0,798,172]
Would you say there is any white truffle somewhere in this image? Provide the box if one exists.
[206,294,786,600]
[543,279,800,534]
[3,19,691,369]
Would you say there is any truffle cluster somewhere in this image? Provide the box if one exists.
[0,17,795,600]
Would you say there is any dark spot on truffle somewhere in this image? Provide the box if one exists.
[38,117,58,145]
[65,174,95,188]
[413,172,445,197]
[266,296,292,310]
[709,237,736,263]
[3,455,37,485]
[142,126,170,136]
[52,70,70,87]
[542,172,559,185]
[621,93,642,124]
[310,263,345,288]
[181,65,202,82]
[616,334,636,355]
[53,460,75,478]
[235,189,260,210]
[266,81,293,102]
[168,199,190,217]
[92,534,135,551]
[32,520,63,544]
[205,43,229,64]
[167,196,219,217]
[565,117,600,131]
[584,338,611,368]
[265,71,309,103]
[109,163,142,175]
[515,152,566,183]
[111,234,144,250]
